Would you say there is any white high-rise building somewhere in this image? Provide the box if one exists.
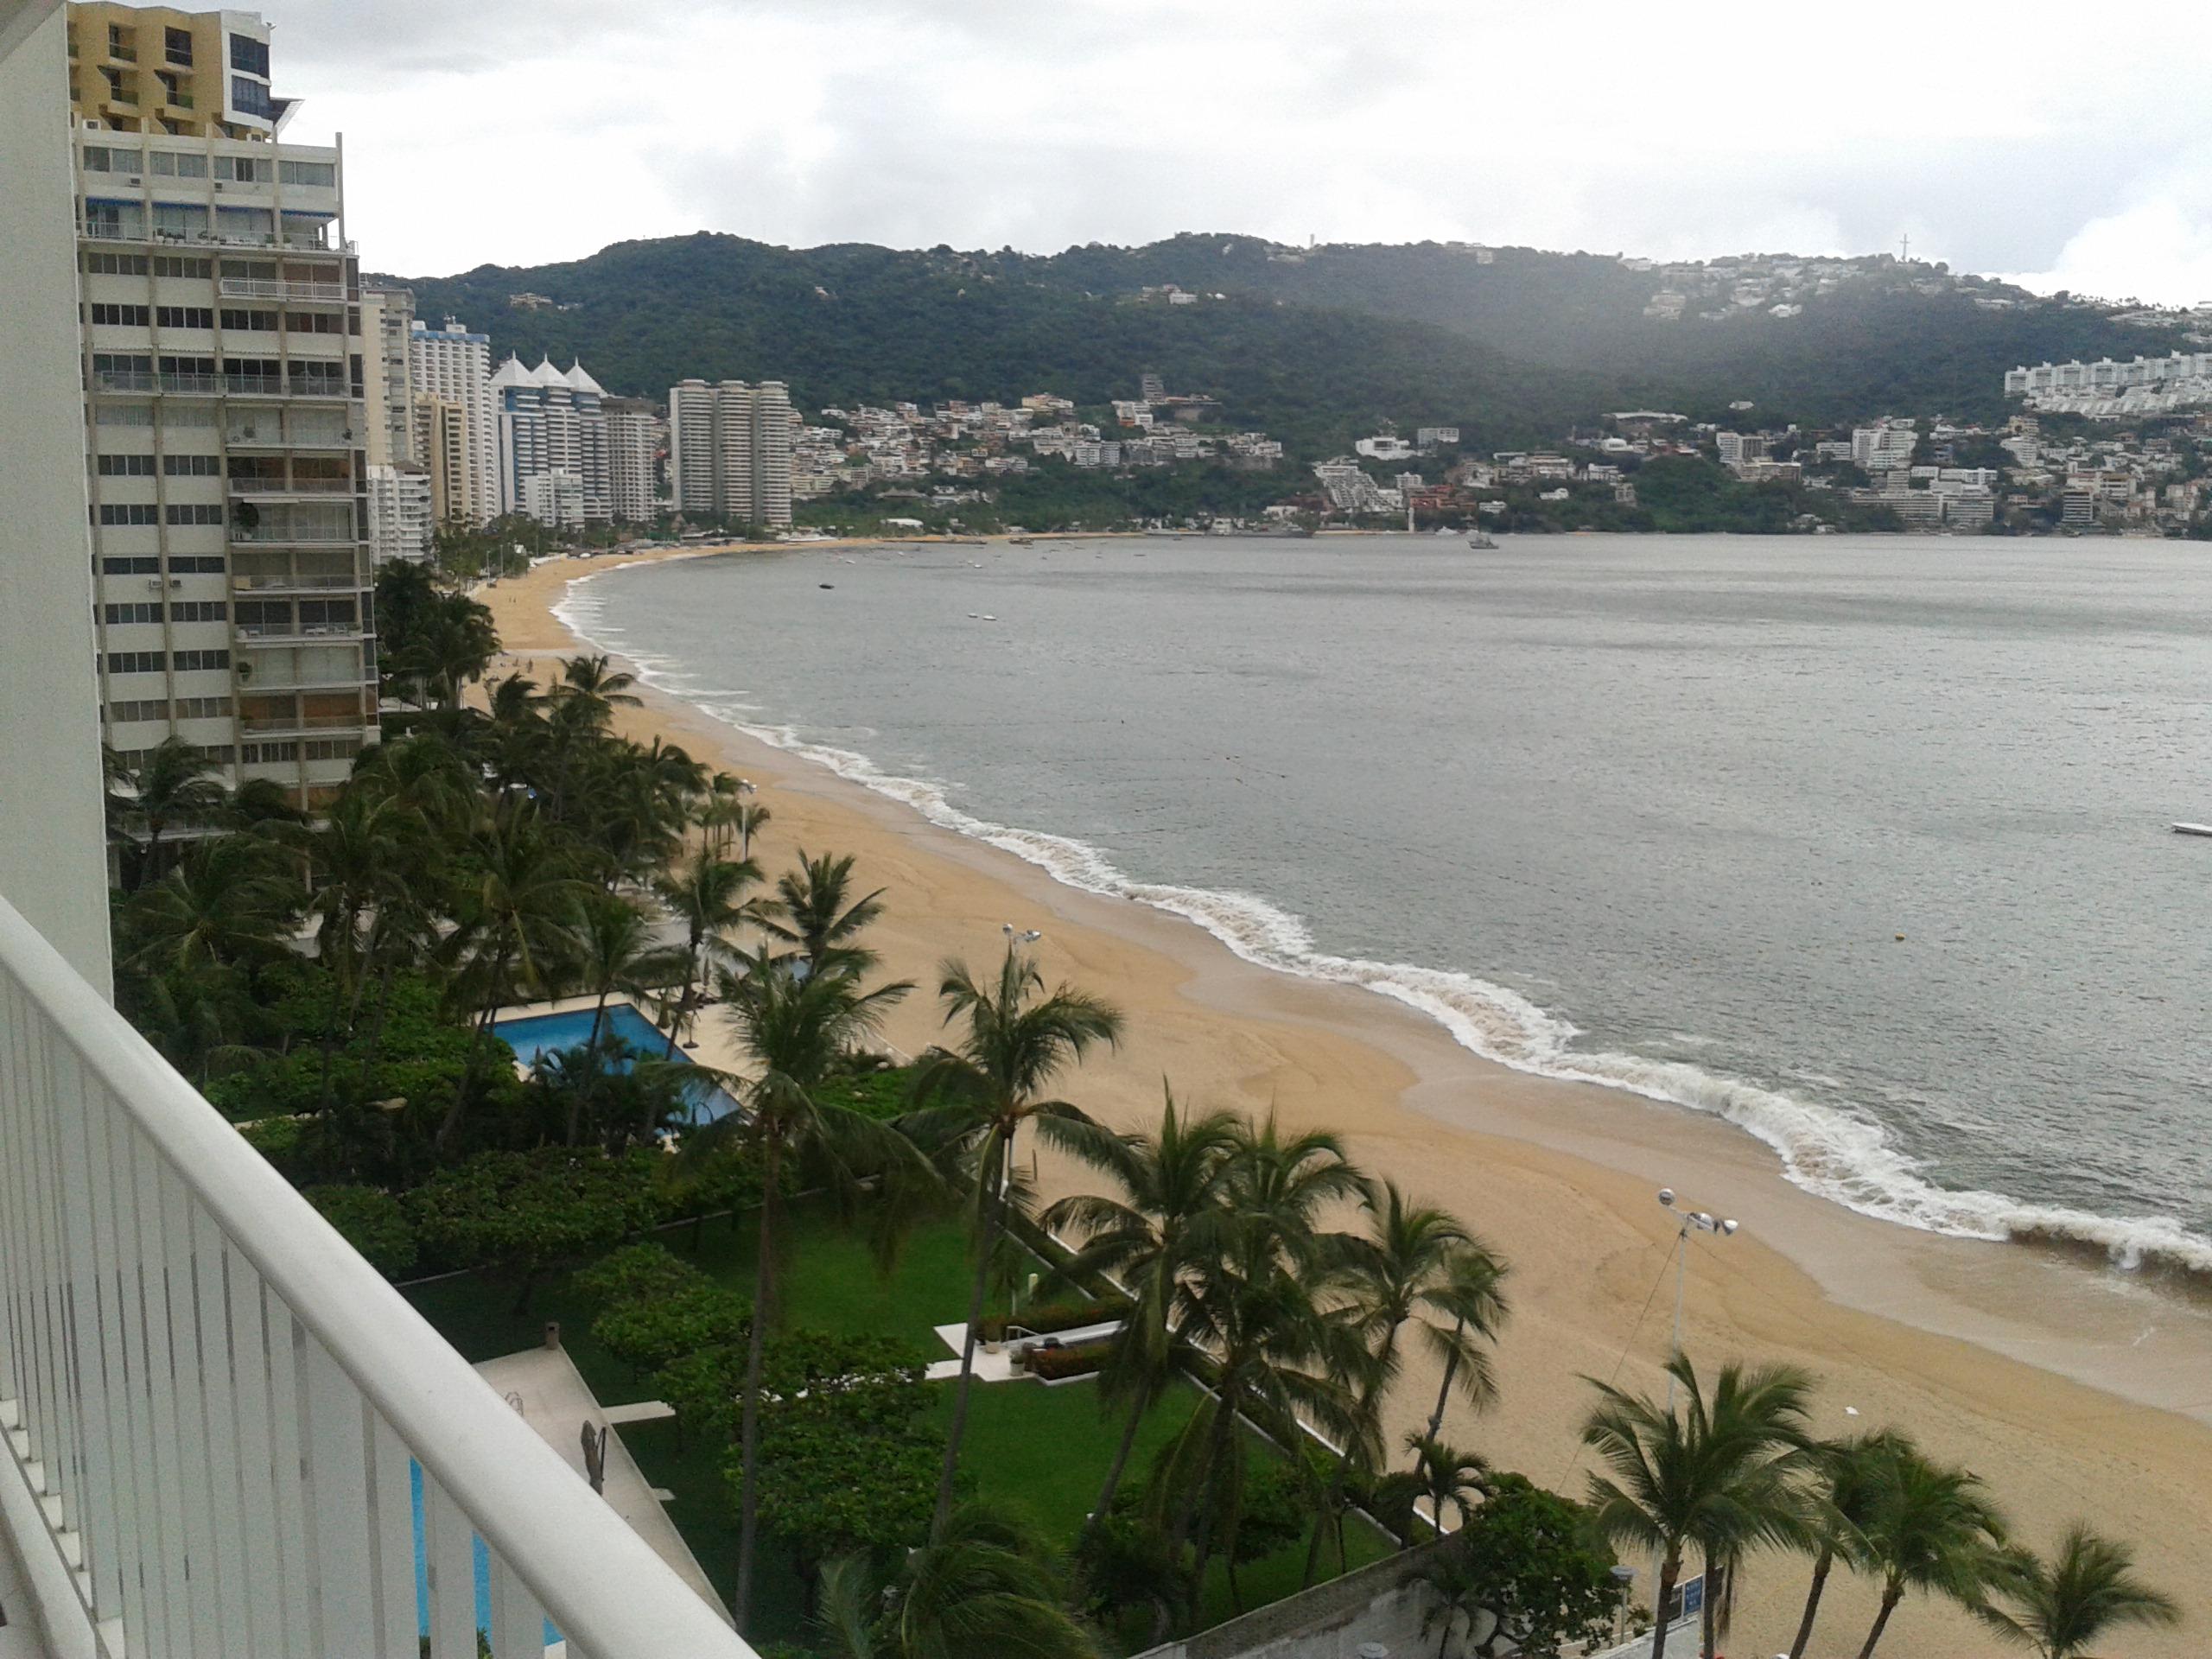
[367,462,433,563]
[492,353,611,526]
[667,376,794,527]
[409,316,497,524]
[606,396,662,523]
[73,96,378,810]
[362,284,416,467]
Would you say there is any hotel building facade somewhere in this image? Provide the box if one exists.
[70,3,378,808]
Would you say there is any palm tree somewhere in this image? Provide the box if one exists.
[697,947,915,1634]
[908,945,1123,1539]
[759,849,891,978]
[817,1499,1097,1659]
[1374,1433,1492,1548]
[1785,1430,1910,1659]
[1304,1183,1509,1586]
[562,891,678,1142]
[652,846,764,1057]
[1976,1524,2179,1659]
[118,836,302,976]
[438,806,587,1149]
[1580,1352,1814,1659]
[1414,1541,1497,1659]
[1040,1086,1241,1550]
[116,736,228,887]
[549,652,642,730]
[1851,1447,2010,1659]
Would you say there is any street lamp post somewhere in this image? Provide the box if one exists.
[1651,1189,1739,1636]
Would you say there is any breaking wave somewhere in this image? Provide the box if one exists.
[555,566,2212,1288]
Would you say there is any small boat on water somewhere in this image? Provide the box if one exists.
[2173,823,2212,837]
[1467,531,1499,550]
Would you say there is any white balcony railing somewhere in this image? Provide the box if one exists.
[0,894,755,1659]
[217,277,348,304]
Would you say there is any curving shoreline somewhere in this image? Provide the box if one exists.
[479,544,2212,1654]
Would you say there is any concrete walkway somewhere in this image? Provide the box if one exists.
[474,1346,728,1623]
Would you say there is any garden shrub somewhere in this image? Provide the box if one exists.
[302,1183,418,1278]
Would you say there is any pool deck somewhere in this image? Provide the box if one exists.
[474,1344,729,1624]
[493,993,752,1122]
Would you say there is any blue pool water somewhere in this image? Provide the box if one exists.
[493,1003,741,1123]
[410,1461,559,1644]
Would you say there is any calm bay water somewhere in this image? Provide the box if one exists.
[563,534,2212,1268]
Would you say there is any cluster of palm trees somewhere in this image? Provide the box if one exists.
[1582,1353,2178,1659]
[103,564,874,1179]
[691,918,1517,1649]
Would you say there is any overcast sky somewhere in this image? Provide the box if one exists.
[270,1,2212,305]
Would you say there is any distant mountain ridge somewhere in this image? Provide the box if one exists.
[386,232,2192,453]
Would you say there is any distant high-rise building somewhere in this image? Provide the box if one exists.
[409,318,497,524]
[605,397,662,523]
[416,395,477,530]
[361,285,430,562]
[1139,370,1166,402]
[66,3,287,140]
[366,464,433,563]
[492,354,610,526]
[72,8,378,810]
[667,377,793,527]
[361,286,417,468]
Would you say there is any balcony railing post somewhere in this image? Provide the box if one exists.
[0,894,756,1658]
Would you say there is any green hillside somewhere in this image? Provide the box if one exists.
[387,231,2191,451]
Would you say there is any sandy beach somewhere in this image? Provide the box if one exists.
[481,546,2212,1655]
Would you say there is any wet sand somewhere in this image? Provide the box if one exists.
[478,547,2212,1654]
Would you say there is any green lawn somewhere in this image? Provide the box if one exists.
[404,1198,1394,1655]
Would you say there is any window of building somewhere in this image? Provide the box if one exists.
[162,454,222,476]
[164,27,193,66]
[103,602,163,625]
[156,305,214,330]
[101,556,161,575]
[285,310,342,334]
[302,736,360,761]
[83,201,125,238]
[227,33,269,77]
[89,302,150,327]
[276,160,335,189]
[150,202,211,238]
[172,648,230,671]
[172,601,228,623]
[153,255,211,279]
[84,251,149,276]
[99,504,160,525]
[228,76,272,120]
[175,695,232,719]
[168,555,227,573]
[102,652,168,675]
[95,404,155,427]
[157,354,215,376]
[165,504,226,525]
[163,404,219,428]
[109,697,170,722]
[240,741,298,764]
[82,145,143,174]
[219,308,277,332]
[297,597,356,631]
[96,454,157,476]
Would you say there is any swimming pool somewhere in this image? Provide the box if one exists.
[410,1460,559,1646]
[492,1002,741,1123]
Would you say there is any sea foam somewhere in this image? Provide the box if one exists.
[553,569,2212,1286]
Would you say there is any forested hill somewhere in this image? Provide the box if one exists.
[389,232,2188,451]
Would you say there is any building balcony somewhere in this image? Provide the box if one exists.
[218,276,348,304]
[92,370,221,396]
[0,893,756,1659]
[228,475,357,496]
[230,571,360,592]
[234,621,366,644]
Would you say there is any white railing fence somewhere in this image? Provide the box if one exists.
[0,894,753,1659]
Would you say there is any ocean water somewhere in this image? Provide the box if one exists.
[558,534,2212,1274]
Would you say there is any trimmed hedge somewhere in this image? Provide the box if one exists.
[1026,1338,1116,1382]
[980,1293,1131,1344]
